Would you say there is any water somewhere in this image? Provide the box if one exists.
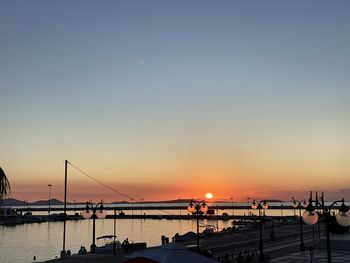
[0,218,234,263]
[1,203,299,263]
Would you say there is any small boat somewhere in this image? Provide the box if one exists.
[95,235,122,254]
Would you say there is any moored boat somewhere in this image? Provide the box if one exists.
[95,235,122,254]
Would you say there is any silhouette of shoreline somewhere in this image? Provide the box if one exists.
[2,198,284,207]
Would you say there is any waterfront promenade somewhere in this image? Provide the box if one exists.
[184,222,322,261]
[269,236,350,262]
[3,204,349,262]
[38,220,334,263]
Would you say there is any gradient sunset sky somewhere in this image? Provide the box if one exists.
[1,1,350,202]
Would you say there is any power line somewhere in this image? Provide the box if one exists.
[66,161,256,235]
[69,162,133,201]
[68,161,176,216]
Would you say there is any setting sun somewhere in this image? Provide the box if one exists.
[205,192,213,199]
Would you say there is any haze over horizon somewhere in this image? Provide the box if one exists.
[5,188,350,204]
[1,1,350,203]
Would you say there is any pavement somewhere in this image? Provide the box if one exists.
[41,225,350,263]
[269,234,350,263]
[191,222,350,262]
[270,250,350,263]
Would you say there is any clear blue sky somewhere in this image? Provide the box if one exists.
[1,1,350,201]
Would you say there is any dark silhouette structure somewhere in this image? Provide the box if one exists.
[292,197,307,251]
[251,200,269,262]
[304,192,350,263]
[82,201,107,253]
[187,200,208,251]
[0,167,11,203]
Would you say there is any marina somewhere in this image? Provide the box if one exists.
[0,202,333,263]
[1,202,301,226]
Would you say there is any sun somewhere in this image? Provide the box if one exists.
[205,192,213,199]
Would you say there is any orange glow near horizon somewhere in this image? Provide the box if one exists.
[5,156,350,203]
[8,178,350,203]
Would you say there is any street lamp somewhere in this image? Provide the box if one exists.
[291,197,307,251]
[179,198,182,216]
[302,192,350,263]
[187,200,208,250]
[230,197,234,217]
[130,198,134,216]
[82,201,107,253]
[141,198,144,216]
[251,199,269,262]
[48,184,52,217]
[73,199,77,215]
[247,197,251,215]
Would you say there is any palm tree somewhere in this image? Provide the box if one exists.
[0,167,11,203]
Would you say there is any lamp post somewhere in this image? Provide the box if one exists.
[131,198,134,216]
[73,199,77,215]
[48,184,52,217]
[141,198,144,216]
[280,204,283,217]
[179,198,182,216]
[187,200,208,250]
[113,208,117,255]
[82,201,107,253]
[230,197,234,217]
[303,192,350,263]
[251,199,269,262]
[247,197,251,215]
[291,197,307,251]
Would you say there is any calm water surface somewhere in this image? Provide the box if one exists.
[0,218,234,263]
[0,204,297,263]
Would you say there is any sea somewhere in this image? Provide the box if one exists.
[0,202,297,263]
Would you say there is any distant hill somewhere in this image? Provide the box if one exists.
[32,198,64,206]
[156,199,193,203]
[2,198,24,206]
[111,199,193,204]
[2,198,285,207]
[265,199,284,203]
[2,198,72,206]
[111,201,130,204]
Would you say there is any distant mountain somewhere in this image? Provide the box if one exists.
[2,198,25,206]
[265,199,284,203]
[111,199,193,204]
[2,198,285,207]
[2,198,71,206]
[111,201,130,204]
[156,199,193,203]
[31,198,64,206]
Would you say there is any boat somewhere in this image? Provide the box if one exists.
[0,207,22,226]
[95,235,122,254]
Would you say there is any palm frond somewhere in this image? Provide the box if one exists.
[0,167,11,201]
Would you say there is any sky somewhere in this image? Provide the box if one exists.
[1,1,350,202]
